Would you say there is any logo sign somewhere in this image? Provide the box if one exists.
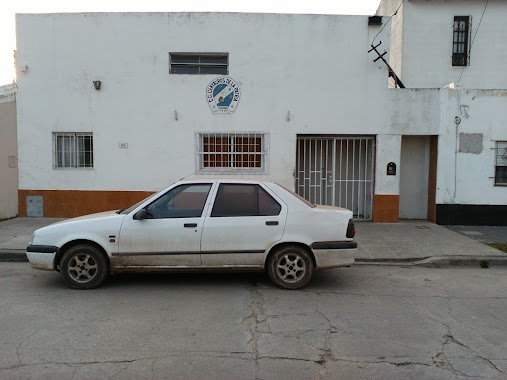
[206,77,241,114]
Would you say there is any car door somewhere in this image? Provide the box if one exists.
[116,183,214,267]
[200,182,287,267]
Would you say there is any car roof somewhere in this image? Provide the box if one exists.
[177,178,276,185]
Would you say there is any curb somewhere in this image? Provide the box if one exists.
[0,250,28,262]
[1,252,507,267]
[356,255,507,268]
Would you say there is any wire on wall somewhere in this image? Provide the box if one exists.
[456,0,489,84]
[371,0,406,45]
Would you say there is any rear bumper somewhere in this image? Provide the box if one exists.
[311,241,356,269]
[26,245,58,271]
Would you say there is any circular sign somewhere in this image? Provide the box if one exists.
[206,77,241,114]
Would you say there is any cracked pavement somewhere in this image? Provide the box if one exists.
[0,263,506,380]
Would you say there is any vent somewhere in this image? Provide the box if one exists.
[368,16,383,25]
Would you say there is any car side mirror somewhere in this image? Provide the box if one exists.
[134,208,148,220]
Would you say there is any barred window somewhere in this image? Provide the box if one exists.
[197,133,267,173]
[495,141,507,185]
[170,53,228,75]
[452,16,471,67]
[53,133,93,169]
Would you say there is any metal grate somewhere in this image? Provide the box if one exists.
[495,141,507,185]
[296,137,375,220]
[53,132,93,169]
[170,53,228,75]
[196,133,267,173]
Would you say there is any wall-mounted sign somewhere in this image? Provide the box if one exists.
[387,162,397,176]
[206,77,241,114]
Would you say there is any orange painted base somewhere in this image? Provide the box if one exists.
[18,190,155,218]
[373,194,400,223]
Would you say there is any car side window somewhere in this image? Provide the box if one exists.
[145,184,212,219]
[211,184,281,217]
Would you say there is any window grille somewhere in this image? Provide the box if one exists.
[452,16,471,66]
[196,133,267,173]
[170,53,228,75]
[53,133,93,169]
[495,141,507,185]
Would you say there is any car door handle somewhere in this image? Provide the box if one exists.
[266,221,278,226]
[184,223,198,228]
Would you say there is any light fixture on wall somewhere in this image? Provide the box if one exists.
[93,80,102,90]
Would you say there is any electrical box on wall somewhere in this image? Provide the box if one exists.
[387,162,397,176]
[27,196,43,217]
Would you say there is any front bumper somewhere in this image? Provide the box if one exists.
[311,241,357,269]
[26,245,58,271]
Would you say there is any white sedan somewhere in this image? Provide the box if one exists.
[27,179,357,290]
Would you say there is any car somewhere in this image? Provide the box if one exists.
[26,179,357,290]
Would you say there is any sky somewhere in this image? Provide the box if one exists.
[0,0,381,85]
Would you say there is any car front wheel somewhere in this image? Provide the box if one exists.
[60,244,109,290]
[267,245,314,290]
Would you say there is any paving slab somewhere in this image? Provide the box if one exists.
[444,225,507,243]
[354,220,505,263]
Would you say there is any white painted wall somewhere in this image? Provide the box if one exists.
[15,13,507,210]
[383,87,507,207]
[378,0,507,89]
[16,12,391,193]
[0,84,18,218]
[436,89,507,206]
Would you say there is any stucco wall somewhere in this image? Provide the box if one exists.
[16,12,391,193]
[401,0,507,89]
[436,89,507,205]
[0,84,18,218]
[384,87,507,206]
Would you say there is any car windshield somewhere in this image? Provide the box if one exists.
[117,191,161,215]
[277,184,316,208]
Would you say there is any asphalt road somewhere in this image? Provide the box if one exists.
[0,263,506,380]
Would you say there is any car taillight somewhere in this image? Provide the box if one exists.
[346,219,355,238]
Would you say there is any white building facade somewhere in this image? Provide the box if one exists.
[15,9,507,224]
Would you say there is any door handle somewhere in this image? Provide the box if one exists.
[266,221,278,226]
[184,223,197,228]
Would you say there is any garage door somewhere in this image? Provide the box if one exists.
[296,136,375,220]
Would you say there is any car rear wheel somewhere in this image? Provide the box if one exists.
[267,245,314,289]
[60,244,108,290]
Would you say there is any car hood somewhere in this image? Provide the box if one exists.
[314,204,351,212]
[50,210,122,225]
[32,210,127,248]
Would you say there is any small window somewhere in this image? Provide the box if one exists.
[495,141,507,185]
[452,16,471,66]
[170,53,228,75]
[53,133,93,169]
[146,184,212,219]
[211,184,281,217]
[197,133,268,173]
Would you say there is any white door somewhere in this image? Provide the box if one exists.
[400,136,430,219]
[117,183,214,267]
[200,183,287,267]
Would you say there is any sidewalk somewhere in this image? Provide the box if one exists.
[0,218,506,265]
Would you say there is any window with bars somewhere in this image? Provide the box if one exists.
[169,53,228,75]
[495,141,507,185]
[53,133,93,169]
[452,16,471,66]
[196,133,267,173]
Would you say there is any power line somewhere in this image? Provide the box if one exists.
[371,0,405,45]
[456,0,489,84]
